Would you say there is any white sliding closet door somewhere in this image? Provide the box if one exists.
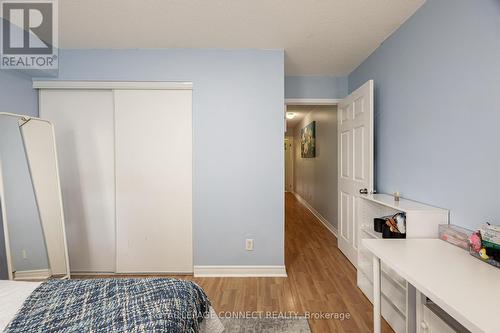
[114,90,193,273]
[40,90,116,272]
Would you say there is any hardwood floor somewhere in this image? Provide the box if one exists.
[74,193,394,332]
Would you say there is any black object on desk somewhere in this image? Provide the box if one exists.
[382,223,406,238]
[374,218,385,233]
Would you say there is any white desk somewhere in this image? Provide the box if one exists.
[363,239,500,333]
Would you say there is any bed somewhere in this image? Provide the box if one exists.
[0,278,224,333]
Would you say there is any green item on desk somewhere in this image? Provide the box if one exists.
[483,240,500,251]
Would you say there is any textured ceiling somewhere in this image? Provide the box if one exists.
[59,0,425,75]
[286,106,310,129]
[286,105,336,130]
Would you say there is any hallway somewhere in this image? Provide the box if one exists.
[281,192,393,332]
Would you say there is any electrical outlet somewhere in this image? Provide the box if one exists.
[22,249,27,260]
[245,239,254,251]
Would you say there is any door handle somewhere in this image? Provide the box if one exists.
[359,188,368,195]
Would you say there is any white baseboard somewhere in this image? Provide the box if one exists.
[70,271,115,276]
[194,266,287,277]
[292,192,338,237]
[14,268,51,281]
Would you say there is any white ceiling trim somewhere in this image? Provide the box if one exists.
[33,81,193,90]
[285,98,340,106]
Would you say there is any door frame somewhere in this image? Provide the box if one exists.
[285,98,341,106]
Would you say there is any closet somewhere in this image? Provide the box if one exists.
[36,82,193,274]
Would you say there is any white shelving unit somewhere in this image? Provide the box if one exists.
[357,194,449,333]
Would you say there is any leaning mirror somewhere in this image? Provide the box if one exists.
[0,113,70,280]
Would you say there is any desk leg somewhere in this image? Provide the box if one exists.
[373,256,381,333]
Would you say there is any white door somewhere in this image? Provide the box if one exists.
[338,80,374,266]
[40,90,116,273]
[115,89,193,273]
[284,137,293,191]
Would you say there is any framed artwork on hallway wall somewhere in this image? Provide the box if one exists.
[300,121,316,158]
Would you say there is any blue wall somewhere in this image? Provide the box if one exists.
[285,76,347,99]
[32,49,285,266]
[0,70,38,116]
[349,0,500,230]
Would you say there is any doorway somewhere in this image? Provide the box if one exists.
[284,80,374,267]
[284,103,339,236]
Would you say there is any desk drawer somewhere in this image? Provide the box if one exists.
[421,305,457,333]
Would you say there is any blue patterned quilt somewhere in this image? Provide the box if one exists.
[4,278,211,333]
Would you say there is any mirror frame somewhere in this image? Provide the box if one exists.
[0,112,70,280]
